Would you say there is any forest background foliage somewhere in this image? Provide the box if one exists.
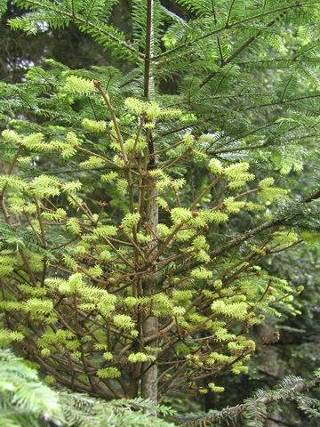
[1,1,320,426]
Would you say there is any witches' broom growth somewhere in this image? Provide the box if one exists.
[0,78,305,401]
[0,0,320,404]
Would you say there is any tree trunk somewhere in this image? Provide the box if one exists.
[140,177,158,403]
[140,0,159,403]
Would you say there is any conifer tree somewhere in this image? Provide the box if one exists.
[0,0,320,404]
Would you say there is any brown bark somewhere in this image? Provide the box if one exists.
[140,0,159,403]
[140,175,158,403]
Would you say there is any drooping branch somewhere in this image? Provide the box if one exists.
[12,0,141,59]
[177,376,320,427]
[155,2,308,61]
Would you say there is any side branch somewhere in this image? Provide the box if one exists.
[178,377,320,427]
[155,2,308,61]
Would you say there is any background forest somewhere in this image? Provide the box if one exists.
[1,1,320,426]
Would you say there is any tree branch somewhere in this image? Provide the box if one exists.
[178,377,320,426]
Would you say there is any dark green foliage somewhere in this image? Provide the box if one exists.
[178,376,320,427]
[0,348,176,427]
[0,348,63,427]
